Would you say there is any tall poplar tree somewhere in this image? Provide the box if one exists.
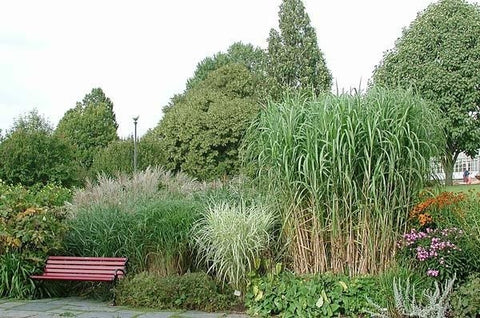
[267,0,332,99]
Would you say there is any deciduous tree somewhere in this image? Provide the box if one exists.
[55,88,119,171]
[0,110,79,186]
[148,63,259,180]
[372,0,480,185]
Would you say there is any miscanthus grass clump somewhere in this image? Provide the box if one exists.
[243,87,443,275]
[192,201,276,290]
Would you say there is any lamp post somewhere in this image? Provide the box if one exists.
[133,116,139,173]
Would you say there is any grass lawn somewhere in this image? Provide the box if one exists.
[444,183,480,193]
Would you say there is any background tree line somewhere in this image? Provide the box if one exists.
[1,0,479,186]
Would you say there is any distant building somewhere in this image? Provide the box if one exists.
[433,152,480,181]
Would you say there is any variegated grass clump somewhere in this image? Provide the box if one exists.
[192,201,276,290]
[243,87,443,275]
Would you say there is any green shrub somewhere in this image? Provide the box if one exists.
[0,207,67,255]
[451,274,480,318]
[89,137,166,177]
[0,111,81,187]
[0,181,71,213]
[64,198,201,274]
[192,201,276,290]
[0,182,69,256]
[0,182,70,298]
[116,272,240,312]
[246,271,377,317]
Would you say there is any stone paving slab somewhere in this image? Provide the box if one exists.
[0,298,249,318]
[0,309,38,317]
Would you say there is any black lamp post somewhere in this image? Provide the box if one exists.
[133,116,139,173]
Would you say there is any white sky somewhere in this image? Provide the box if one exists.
[0,0,468,137]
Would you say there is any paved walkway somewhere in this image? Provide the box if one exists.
[0,297,249,318]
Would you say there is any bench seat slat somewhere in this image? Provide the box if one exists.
[48,256,127,262]
[45,269,124,275]
[46,264,126,271]
[46,260,126,266]
[31,274,115,282]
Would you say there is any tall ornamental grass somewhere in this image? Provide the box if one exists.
[69,167,211,214]
[64,169,203,274]
[243,87,443,275]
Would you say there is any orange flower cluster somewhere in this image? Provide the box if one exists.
[417,213,433,226]
[410,191,465,226]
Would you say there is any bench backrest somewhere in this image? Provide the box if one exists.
[44,256,128,280]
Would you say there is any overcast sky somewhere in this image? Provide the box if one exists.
[0,0,468,137]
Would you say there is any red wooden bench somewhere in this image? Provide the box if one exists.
[31,256,128,304]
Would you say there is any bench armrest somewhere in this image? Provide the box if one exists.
[113,268,126,280]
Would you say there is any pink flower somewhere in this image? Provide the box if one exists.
[427,269,439,277]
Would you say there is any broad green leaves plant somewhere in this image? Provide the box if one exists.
[246,272,377,317]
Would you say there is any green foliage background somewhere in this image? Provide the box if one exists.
[148,63,260,180]
[372,0,480,185]
[0,110,80,187]
[266,0,332,99]
[55,88,119,171]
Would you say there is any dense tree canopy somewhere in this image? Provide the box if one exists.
[90,139,134,176]
[267,0,332,99]
[148,63,260,180]
[90,137,165,177]
[185,42,266,91]
[0,110,79,186]
[372,0,480,185]
[162,42,267,114]
[55,88,119,171]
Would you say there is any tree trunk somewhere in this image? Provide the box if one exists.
[443,161,454,186]
[441,152,458,186]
